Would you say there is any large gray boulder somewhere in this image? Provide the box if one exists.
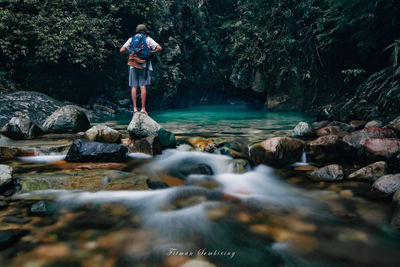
[85,125,121,143]
[128,113,161,139]
[42,105,90,133]
[0,114,43,140]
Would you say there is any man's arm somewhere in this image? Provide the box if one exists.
[151,45,162,54]
[120,45,128,53]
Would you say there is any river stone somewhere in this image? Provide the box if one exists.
[372,174,400,197]
[350,120,367,130]
[133,135,162,155]
[365,120,383,128]
[305,135,341,163]
[0,115,43,140]
[249,137,304,166]
[386,115,400,136]
[127,112,161,139]
[157,128,177,149]
[347,161,388,182]
[0,164,13,190]
[312,121,330,131]
[328,121,354,132]
[85,125,121,143]
[42,105,90,133]
[316,126,342,136]
[342,127,397,150]
[65,139,128,162]
[307,164,344,182]
[292,122,314,137]
[357,138,400,163]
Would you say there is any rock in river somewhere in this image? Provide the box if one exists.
[342,127,397,150]
[347,161,388,182]
[372,174,400,197]
[65,139,128,162]
[133,135,162,155]
[307,164,344,182]
[386,115,400,136]
[0,114,43,140]
[42,105,91,133]
[0,164,13,191]
[292,122,314,137]
[128,112,161,139]
[85,125,121,143]
[249,137,303,166]
[357,138,400,163]
[305,135,342,163]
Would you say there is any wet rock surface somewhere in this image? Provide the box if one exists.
[128,112,161,139]
[0,115,43,140]
[0,164,13,191]
[42,105,91,134]
[305,135,342,163]
[342,127,397,151]
[65,139,128,162]
[347,161,388,182]
[308,164,344,181]
[292,122,314,137]
[249,137,303,166]
[132,135,162,155]
[84,125,121,143]
[372,174,400,197]
[357,138,400,163]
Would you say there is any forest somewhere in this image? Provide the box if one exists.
[1,0,399,120]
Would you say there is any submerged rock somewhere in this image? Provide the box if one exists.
[292,122,314,137]
[372,174,400,197]
[347,161,388,182]
[65,139,128,162]
[0,229,30,249]
[357,138,400,163]
[133,135,162,155]
[249,137,303,166]
[305,135,342,163]
[85,125,121,143]
[127,112,161,139]
[17,169,148,192]
[308,164,344,181]
[0,115,43,140]
[42,105,91,133]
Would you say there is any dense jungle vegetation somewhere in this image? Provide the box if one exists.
[1,0,399,116]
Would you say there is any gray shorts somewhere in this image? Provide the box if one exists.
[129,67,151,88]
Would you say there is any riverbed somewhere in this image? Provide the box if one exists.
[1,105,399,267]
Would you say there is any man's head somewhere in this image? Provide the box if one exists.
[136,24,148,34]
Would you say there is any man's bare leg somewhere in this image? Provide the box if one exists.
[140,85,147,114]
[131,87,138,113]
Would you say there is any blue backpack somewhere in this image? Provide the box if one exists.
[129,33,151,60]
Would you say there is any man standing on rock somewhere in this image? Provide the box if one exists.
[120,24,162,115]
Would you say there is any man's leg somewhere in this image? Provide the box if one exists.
[140,85,147,114]
[131,87,138,112]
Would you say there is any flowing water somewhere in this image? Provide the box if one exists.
[2,105,400,267]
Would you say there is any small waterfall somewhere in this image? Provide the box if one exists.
[301,150,307,163]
